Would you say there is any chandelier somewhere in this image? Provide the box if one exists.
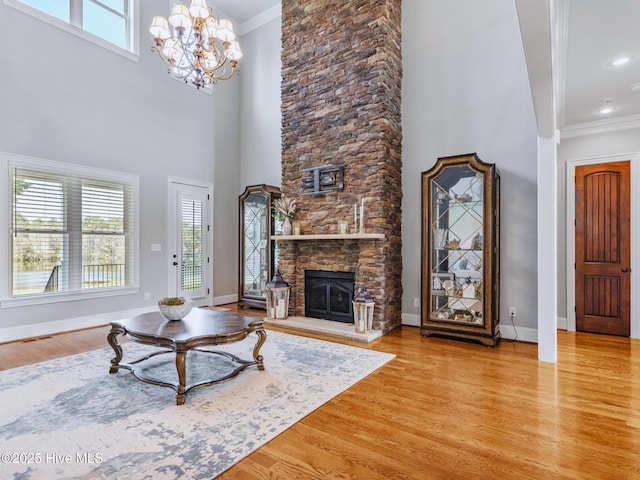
[149,0,242,90]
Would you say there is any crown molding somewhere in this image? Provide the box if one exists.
[560,114,640,139]
[238,2,281,36]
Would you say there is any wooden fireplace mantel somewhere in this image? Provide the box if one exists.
[274,233,385,241]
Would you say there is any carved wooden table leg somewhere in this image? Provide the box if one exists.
[107,325,124,374]
[253,328,267,370]
[175,347,187,405]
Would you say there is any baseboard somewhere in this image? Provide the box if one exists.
[499,322,538,343]
[557,316,568,330]
[214,294,238,306]
[402,312,539,343]
[401,313,420,327]
[0,306,155,344]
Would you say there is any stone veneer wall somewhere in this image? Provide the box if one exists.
[279,0,402,332]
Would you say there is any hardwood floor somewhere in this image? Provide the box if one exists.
[2,306,640,479]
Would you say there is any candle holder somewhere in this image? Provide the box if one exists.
[352,286,375,333]
[265,270,291,320]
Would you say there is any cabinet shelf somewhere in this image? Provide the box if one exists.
[435,248,482,252]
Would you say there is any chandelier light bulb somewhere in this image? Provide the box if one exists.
[169,4,192,29]
[161,38,181,61]
[149,16,171,40]
[216,19,235,42]
[228,41,243,61]
[188,0,209,20]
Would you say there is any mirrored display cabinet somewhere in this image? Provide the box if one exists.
[238,184,281,309]
[421,153,500,346]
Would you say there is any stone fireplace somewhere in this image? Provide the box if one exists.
[278,0,403,333]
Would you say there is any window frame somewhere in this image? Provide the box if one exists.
[3,0,140,62]
[0,152,140,308]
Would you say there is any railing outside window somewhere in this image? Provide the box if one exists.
[39,263,125,293]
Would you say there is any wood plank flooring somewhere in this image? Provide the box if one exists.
[2,305,639,479]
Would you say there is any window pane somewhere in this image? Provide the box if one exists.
[91,0,124,13]
[12,233,67,296]
[82,235,125,288]
[82,181,124,233]
[181,199,204,292]
[13,169,66,231]
[19,0,70,22]
[83,0,126,49]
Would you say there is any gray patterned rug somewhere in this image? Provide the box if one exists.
[0,331,394,479]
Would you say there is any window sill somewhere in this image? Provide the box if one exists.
[0,286,140,308]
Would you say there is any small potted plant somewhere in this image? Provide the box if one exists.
[158,296,193,320]
[273,195,296,235]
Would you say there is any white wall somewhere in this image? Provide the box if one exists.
[239,16,282,190]
[0,1,241,334]
[402,0,539,336]
[557,127,640,319]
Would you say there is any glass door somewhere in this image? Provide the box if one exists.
[168,181,211,304]
[242,191,269,300]
[430,166,484,325]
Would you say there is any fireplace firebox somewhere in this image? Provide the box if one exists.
[304,270,355,323]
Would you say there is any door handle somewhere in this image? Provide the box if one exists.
[622,267,630,273]
[173,262,178,266]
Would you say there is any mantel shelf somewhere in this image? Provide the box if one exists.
[274,233,385,241]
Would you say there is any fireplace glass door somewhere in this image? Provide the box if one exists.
[305,270,355,323]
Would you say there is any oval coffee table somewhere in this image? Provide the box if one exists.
[107,308,266,405]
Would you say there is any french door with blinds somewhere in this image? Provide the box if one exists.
[168,180,212,304]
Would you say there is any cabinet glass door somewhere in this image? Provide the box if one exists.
[430,165,484,325]
[242,191,269,299]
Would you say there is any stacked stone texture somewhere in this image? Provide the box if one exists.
[280,0,402,332]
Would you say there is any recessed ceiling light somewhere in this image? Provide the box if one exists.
[597,97,616,115]
[607,55,635,67]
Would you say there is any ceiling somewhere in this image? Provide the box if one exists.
[210,0,279,25]
[212,1,640,133]
[562,0,640,130]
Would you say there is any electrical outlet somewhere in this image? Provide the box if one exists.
[509,307,517,317]
[144,292,150,301]
[414,298,420,307]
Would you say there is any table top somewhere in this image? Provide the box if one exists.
[111,308,264,343]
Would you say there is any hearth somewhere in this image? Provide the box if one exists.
[305,270,355,323]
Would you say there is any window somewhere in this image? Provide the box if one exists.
[4,0,138,59]
[1,153,139,306]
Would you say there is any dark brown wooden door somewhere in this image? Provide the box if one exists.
[575,161,630,336]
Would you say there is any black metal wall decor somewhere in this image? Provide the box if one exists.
[301,165,344,195]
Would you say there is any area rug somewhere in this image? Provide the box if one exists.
[0,331,394,479]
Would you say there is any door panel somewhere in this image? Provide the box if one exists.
[575,161,630,336]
